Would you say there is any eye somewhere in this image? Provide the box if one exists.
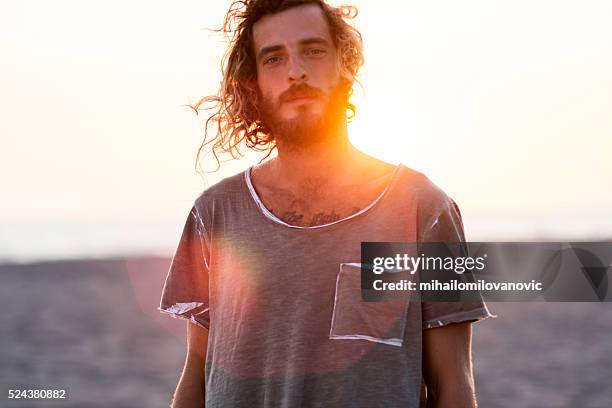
[263,55,282,66]
[307,48,327,57]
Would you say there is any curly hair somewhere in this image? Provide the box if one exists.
[190,0,365,172]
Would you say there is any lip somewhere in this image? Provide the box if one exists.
[286,96,316,103]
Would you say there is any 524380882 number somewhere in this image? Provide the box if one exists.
[8,389,68,399]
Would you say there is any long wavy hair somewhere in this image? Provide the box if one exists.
[190,0,364,173]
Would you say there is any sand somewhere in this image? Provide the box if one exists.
[1,256,610,407]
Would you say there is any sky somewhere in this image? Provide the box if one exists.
[1,0,611,248]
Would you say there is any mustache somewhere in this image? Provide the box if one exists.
[280,84,324,102]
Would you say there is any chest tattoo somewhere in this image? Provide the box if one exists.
[269,207,362,227]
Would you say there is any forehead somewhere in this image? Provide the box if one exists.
[252,4,334,55]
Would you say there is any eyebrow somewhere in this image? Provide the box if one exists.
[256,36,331,62]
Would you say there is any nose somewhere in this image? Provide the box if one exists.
[287,54,307,82]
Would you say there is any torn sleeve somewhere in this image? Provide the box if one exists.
[418,192,497,330]
[157,204,211,330]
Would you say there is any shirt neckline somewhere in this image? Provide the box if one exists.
[243,162,404,230]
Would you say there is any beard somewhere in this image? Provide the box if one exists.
[258,80,350,151]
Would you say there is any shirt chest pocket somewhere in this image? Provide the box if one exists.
[329,263,411,347]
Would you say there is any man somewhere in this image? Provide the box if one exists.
[158,1,495,407]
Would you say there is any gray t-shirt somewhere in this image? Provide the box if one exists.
[158,163,495,407]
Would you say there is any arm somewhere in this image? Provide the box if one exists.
[171,322,209,408]
[422,322,478,408]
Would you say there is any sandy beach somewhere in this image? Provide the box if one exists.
[1,256,610,407]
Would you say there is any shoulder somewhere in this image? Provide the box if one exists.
[394,165,464,236]
[395,164,456,208]
[192,168,249,223]
[394,166,467,241]
[195,169,245,202]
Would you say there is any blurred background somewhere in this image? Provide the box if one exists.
[1,0,611,406]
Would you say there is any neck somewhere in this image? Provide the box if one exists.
[268,126,372,190]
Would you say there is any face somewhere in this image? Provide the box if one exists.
[252,4,351,149]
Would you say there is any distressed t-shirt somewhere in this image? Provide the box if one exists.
[158,162,495,408]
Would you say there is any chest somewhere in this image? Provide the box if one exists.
[260,176,392,227]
